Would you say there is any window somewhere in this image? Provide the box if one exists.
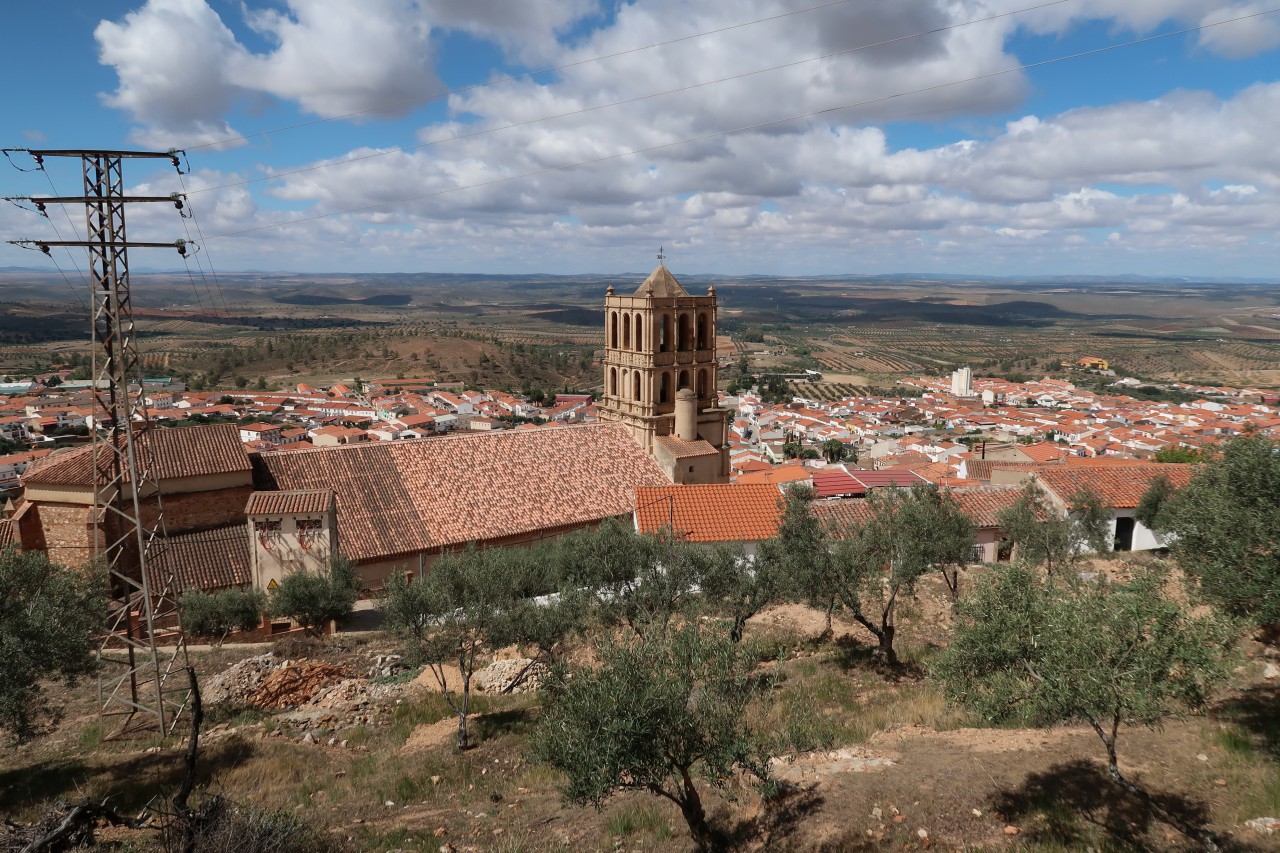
[635,315,644,351]
[659,372,670,404]
[678,313,691,351]
[254,519,282,551]
[696,313,708,350]
[633,372,642,401]
[623,313,632,349]
[609,367,617,396]
[610,311,618,349]
[297,518,323,552]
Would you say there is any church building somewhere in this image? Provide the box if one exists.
[597,259,730,484]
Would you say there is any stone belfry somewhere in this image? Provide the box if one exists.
[598,252,729,484]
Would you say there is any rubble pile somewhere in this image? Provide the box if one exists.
[366,653,406,680]
[475,658,547,694]
[201,653,279,705]
[249,660,352,710]
[276,678,404,729]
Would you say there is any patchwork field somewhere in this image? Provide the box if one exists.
[1,270,1278,390]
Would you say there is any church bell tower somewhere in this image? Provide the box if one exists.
[598,252,729,484]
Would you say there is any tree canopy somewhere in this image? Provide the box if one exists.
[826,484,975,664]
[997,483,1111,576]
[533,624,771,851]
[179,587,266,646]
[269,555,361,638]
[935,564,1237,847]
[0,548,104,739]
[1149,434,1280,626]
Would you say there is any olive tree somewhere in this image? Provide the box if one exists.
[533,624,772,851]
[997,483,1111,576]
[0,548,104,739]
[269,555,361,637]
[384,547,507,751]
[179,587,266,645]
[763,485,840,634]
[935,564,1237,849]
[563,518,702,637]
[827,484,975,665]
[1149,434,1280,626]
[697,541,779,643]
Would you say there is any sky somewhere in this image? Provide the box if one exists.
[1,0,1279,278]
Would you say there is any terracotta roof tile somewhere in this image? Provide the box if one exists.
[635,484,782,542]
[253,423,668,561]
[653,436,720,459]
[810,469,865,498]
[23,424,251,487]
[851,470,927,489]
[814,486,1024,531]
[147,524,251,593]
[1035,463,1196,508]
[734,463,812,486]
[245,490,334,516]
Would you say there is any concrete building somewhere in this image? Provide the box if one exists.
[951,366,974,397]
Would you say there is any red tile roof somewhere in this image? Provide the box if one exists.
[810,468,866,498]
[814,486,1024,531]
[253,423,668,561]
[654,436,721,459]
[23,424,251,487]
[735,463,812,486]
[245,490,334,516]
[147,524,251,593]
[851,470,928,489]
[964,459,1055,482]
[1035,463,1197,509]
[1019,442,1072,463]
[635,484,783,542]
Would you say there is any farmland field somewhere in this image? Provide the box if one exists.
[1,269,1278,390]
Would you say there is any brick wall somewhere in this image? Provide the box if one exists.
[147,486,253,534]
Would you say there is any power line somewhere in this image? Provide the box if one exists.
[176,170,233,315]
[183,0,931,152]
[38,168,93,312]
[189,0,1074,196]
[202,7,1279,243]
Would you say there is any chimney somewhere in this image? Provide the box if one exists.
[675,388,697,442]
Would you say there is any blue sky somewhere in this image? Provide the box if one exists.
[2,0,1279,277]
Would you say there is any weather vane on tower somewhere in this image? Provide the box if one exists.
[657,245,666,264]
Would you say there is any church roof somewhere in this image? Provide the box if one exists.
[633,263,688,297]
[23,423,251,487]
[252,422,669,561]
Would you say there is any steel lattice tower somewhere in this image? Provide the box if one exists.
[7,149,192,737]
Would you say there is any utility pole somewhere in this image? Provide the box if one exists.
[5,148,192,737]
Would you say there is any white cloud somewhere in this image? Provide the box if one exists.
[1197,3,1280,58]
[96,0,448,145]
[80,0,1280,274]
[95,0,248,147]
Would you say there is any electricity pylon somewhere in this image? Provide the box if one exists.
[6,148,192,737]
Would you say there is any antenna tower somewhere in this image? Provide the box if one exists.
[6,149,193,737]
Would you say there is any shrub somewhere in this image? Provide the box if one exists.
[269,555,360,637]
[180,587,266,645]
